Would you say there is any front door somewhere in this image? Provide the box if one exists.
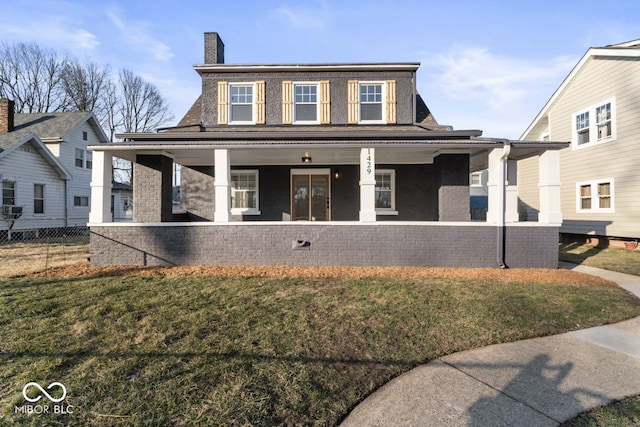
[292,174,330,221]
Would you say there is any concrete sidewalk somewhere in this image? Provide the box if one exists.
[341,264,640,427]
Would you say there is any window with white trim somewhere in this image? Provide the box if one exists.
[75,148,85,168]
[231,170,259,214]
[359,82,384,123]
[86,151,92,169]
[34,184,44,214]
[74,196,89,207]
[229,84,254,123]
[375,170,396,213]
[576,179,614,213]
[572,98,616,149]
[2,180,15,205]
[293,83,319,123]
[470,172,483,187]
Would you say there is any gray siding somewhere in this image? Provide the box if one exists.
[201,70,415,126]
[90,224,559,268]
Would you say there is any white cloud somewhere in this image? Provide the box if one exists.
[419,45,576,138]
[268,2,330,30]
[0,20,98,51]
[106,8,173,62]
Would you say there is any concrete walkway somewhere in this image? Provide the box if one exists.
[341,264,640,427]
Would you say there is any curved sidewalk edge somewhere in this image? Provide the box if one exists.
[341,265,640,427]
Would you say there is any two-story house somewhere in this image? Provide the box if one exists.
[88,32,567,268]
[0,99,109,239]
[519,39,640,246]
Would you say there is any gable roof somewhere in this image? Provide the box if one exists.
[0,133,70,180]
[519,40,640,139]
[0,111,108,152]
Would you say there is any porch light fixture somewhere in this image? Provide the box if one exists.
[301,152,312,163]
[334,170,340,180]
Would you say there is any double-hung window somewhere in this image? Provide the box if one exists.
[86,151,92,169]
[230,170,259,214]
[34,184,44,214]
[293,83,319,123]
[75,148,85,168]
[572,98,616,149]
[2,180,15,205]
[359,83,384,123]
[229,84,254,124]
[375,170,396,214]
[74,196,89,207]
[577,179,614,213]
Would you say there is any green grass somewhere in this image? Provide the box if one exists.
[562,395,640,426]
[560,242,640,276]
[1,274,639,426]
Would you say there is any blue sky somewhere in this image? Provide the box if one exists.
[1,0,639,138]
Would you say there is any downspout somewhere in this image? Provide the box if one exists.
[64,179,69,227]
[497,141,511,268]
[412,70,417,123]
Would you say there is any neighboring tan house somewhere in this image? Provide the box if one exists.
[87,32,567,268]
[0,99,108,239]
[519,39,640,243]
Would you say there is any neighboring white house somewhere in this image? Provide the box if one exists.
[518,39,640,242]
[112,181,133,221]
[0,99,109,239]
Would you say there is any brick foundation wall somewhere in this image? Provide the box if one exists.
[90,224,559,268]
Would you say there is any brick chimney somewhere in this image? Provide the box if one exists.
[0,98,15,133]
[204,32,224,64]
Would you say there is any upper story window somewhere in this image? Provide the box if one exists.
[75,148,85,168]
[359,83,384,123]
[86,151,93,169]
[577,179,614,213]
[82,131,88,141]
[231,170,259,215]
[293,83,319,123]
[572,98,616,149]
[375,169,397,214]
[2,180,15,205]
[229,84,254,124]
[348,80,396,125]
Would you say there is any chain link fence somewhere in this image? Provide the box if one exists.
[0,218,90,277]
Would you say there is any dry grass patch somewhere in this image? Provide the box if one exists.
[0,239,89,277]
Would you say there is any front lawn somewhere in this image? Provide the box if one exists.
[560,242,640,276]
[562,395,640,426]
[1,271,639,425]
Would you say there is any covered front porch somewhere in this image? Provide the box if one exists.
[88,137,565,268]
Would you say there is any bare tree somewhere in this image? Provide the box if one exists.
[61,59,111,119]
[117,69,173,133]
[0,42,68,113]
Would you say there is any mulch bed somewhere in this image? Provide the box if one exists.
[24,262,614,286]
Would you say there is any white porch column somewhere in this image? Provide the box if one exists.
[89,150,112,223]
[505,159,519,223]
[214,149,231,222]
[538,150,562,224]
[486,148,503,224]
[359,147,376,222]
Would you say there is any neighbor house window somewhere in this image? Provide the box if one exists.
[471,172,483,187]
[2,180,15,205]
[82,131,88,141]
[359,83,384,122]
[34,184,44,214]
[229,84,254,123]
[576,179,614,213]
[375,170,396,214]
[572,98,616,149]
[86,151,92,169]
[293,83,319,123]
[230,170,259,214]
[75,148,85,168]
[74,196,89,207]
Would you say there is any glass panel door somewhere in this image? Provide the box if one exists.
[291,174,330,221]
